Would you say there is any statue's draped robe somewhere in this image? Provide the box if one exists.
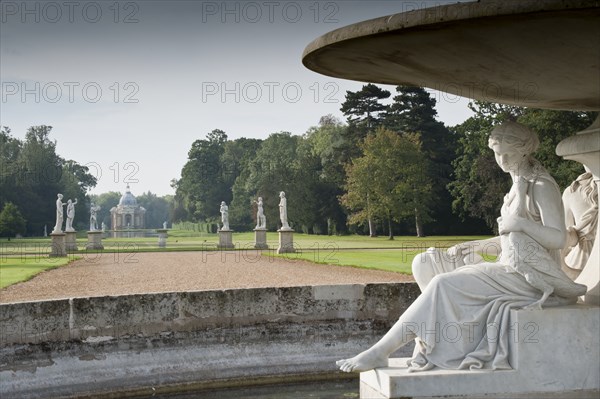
[407,171,585,372]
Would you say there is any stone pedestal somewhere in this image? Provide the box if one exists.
[64,231,78,252]
[360,305,600,398]
[86,231,104,250]
[277,228,295,254]
[218,229,234,249]
[49,233,67,257]
[556,116,600,305]
[254,228,268,249]
[157,229,168,248]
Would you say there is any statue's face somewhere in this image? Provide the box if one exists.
[490,133,529,173]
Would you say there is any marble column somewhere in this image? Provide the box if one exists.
[218,229,234,249]
[64,231,78,252]
[277,228,295,254]
[49,232,67,257]
[254,228,268,249]
[86,231,104,250]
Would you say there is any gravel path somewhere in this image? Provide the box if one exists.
[0,251,413,303]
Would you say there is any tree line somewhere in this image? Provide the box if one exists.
[0,125,173,237]
[0,126,96,237]
[1,87,595,238]
[172,85,596,237]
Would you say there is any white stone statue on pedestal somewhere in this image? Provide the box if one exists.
[65,199,78,232]
[255,197,266,229]
[163,221,168,229]
[337,121,587,374]
[101,222,106,232]
[52,194,67,233]
[278,191,291,230]
[220,201,230,231]
[89,203,101,231]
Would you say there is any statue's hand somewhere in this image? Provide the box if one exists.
[447,242,474,259]
[498,214,526,235]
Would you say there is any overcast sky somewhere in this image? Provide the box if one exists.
[1,1,474,196]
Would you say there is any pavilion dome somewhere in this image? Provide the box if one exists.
[118,185,138,206]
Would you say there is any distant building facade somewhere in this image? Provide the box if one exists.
[110,185,146,230]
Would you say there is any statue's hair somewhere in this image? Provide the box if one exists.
[488,121,540,154]
[570,172,598,207]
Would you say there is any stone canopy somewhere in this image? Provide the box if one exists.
[302,0,600,111]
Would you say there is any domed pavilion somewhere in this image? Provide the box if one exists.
[110,185,146,230]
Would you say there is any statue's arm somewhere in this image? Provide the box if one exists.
[448,236,501,259]
[510,180,566,250]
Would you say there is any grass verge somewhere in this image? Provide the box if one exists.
[0,256,81,289]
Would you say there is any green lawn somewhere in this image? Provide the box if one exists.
[0,256,80,289]
[0,233,492,255]
[0,233,494,288]
[275,249,415,274]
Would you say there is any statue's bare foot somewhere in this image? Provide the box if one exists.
[523,291,550,311]
[523,300,543,311]
[336,349,388,373]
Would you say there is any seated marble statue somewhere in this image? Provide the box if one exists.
[337,121,587,374]
[495,140,588,309]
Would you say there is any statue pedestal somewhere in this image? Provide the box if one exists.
[86,231,104,250]
[360,305,600,398]
[218,229,234,249]
[557,116,600,305]
[277,228,295,254]
[254,228,268,249]
[49,233,67,257]
[157,229,168,248]
[64,231,78,252]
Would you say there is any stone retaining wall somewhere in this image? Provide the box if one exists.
[0,283,419,398]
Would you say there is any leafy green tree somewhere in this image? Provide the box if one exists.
[292,138,327,233]
[170,179,189,223]
[384,86,460,234]
[340,84,391,162]
[0,127,22,208]
[175,129,230,223]
[304,115,349,234]
[341,128,433,238]
[341,84,391,130]
[223,138,263,230]
[16,126,63,234]
[244,132,301,230]
[0,126,96,235]
[339,85,392,234]
[0,202,27,239]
